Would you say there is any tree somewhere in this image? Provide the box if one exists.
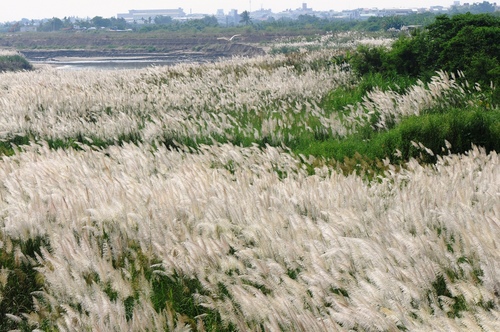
[240,11,252,25]
[382,16,405,30]
[297,14,320,24]
[350,13,500,87]
[154,15,173,25]
[109,17,128,30]
[441,25,500,84]
[8,22,20,32]
[39,17,64,31]
[202,15,219,27]
[183,16,218,31]
[91,16,112,28]
[470,1,496,14]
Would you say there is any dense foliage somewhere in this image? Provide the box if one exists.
[350,13,500,89]
[0,54,32,72]
[136,13,440,34]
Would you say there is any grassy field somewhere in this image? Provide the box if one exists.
[0,34,499,331]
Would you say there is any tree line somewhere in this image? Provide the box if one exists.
[2,9,498,34]
[350,13,500,90]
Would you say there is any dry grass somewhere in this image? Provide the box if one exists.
[0,141,498,330]
[0,50,20,56]
[0,50,471,149]
[0,48,498,331]
[0,50,352,146]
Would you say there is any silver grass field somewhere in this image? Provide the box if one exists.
[0,42,499,331]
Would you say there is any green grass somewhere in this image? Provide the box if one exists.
[151,272,236,331]
[291,107,499,163]
[428,274,468,318]
[0,235,49,331]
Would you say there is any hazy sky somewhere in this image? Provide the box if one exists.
[1,1,452,22]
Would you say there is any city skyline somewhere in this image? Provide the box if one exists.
[1,0,457,23]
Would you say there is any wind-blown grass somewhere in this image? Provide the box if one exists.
[1,51,496,164]
[0,50,351,149]
[0,45,499,331]
[0,142,498,331]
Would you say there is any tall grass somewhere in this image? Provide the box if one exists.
[0,44,499,331]
[0,142,498,331]
[1,52,496,164]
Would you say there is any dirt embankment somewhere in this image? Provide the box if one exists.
[20,43,265,62]
[0,32,268,61]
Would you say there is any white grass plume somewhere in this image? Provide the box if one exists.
[0,142,497,330]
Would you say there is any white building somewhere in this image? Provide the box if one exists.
[117,8,186,23]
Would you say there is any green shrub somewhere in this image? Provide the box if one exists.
[350,45,389,76]
[349,13,500,86]
[383,107,499,162]
[291,106,499,173]
[0,54,33,72]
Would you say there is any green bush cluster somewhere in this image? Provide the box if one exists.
[350,13,500,88]
[0,54,33,72]
[291,105,499,177]
[326,13,499,175]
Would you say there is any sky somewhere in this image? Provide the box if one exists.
[1,0,453,23]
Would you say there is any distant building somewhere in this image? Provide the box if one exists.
[215,9,226,25]
[227,9,240,26]
[117,8,186,23]
[251,8,273,21]
[379,8,415,16]
[430,5,446,12]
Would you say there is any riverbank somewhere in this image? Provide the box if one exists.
[0,30,269,70]
[20,42,265,59]
[19,42,266,69]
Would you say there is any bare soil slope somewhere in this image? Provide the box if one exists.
[0,32,270,61]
